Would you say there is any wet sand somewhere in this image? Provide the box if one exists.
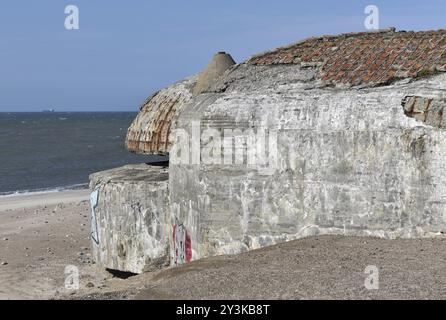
[1,190,446,300]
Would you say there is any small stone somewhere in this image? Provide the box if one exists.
[1,262,8,266]
[85,282,94,288]
[3,238,8,241]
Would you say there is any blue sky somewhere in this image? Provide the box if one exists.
[0,0,445,111]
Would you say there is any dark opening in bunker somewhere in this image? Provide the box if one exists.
[106,268,138,279]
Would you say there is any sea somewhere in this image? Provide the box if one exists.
[0,112,165,196]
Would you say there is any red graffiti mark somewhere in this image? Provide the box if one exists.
[173,224,178,263]
[173,223,192,264]
[185,231,192,263]
[173,224,176,243]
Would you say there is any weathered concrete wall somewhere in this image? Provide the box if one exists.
[169,63,446,264]
[92,30,446,270]
[89,164,170,273]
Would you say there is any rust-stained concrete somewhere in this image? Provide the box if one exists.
[125,75,198,155]
[248,28,446,87]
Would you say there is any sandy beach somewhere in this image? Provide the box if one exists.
[0,189,156,300]
[0,190,93,299]
[0,190,90,211]
[2,189,446,300]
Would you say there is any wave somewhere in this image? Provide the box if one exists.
[0,183,89,198]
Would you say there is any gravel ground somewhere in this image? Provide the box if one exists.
[133,235,446,300]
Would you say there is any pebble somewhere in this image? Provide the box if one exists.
[1,262,8,266]
[53,204,65,213]
[85,282,95,288]
[3,238,8,241]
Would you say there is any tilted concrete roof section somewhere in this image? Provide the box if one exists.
[192,52,236,95]
[248,28,446,87]
[125,75,198,155]
[125,52,235,155]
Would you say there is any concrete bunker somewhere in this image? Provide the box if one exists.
[91,29,446,274]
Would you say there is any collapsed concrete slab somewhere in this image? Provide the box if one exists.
[89,164,169,274]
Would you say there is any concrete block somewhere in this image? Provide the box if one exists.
[89,164,169,274]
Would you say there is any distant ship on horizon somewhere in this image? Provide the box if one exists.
[42,109,55,113]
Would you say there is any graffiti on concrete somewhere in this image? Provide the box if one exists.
[90,189,99,245]
[173,223,192,265]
